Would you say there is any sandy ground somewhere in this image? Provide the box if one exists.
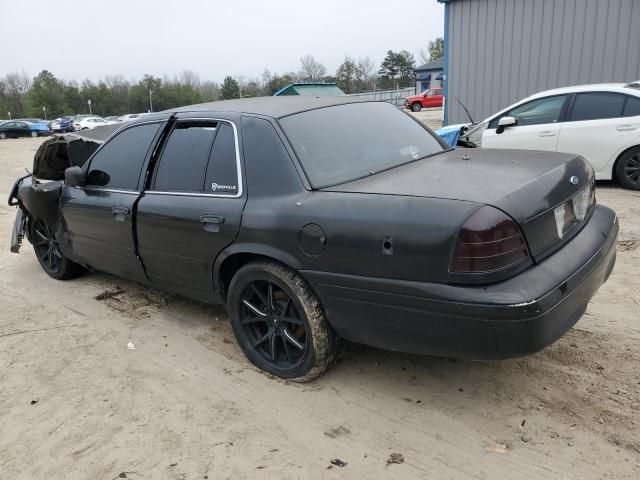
[0,136,639,480]
[410,107,445,130]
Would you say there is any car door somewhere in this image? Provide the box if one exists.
[482,94,569,151]
[136,116,246,299]
[59,121,164,282]
[556,92,640,177]
[14,122,31,137]
[426,89,443,107]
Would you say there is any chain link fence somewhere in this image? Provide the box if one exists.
[346,87,416,108]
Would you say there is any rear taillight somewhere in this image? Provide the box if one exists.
[451,206,530,274]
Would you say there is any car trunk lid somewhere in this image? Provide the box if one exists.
[322,148,595,260]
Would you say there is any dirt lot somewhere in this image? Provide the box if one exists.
[410,107,444,130]
[1,137,639,480]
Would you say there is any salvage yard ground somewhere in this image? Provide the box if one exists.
[1,136,639,479]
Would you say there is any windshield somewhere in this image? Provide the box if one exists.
[279,102,444,188]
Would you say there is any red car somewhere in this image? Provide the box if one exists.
[405,88,444,111]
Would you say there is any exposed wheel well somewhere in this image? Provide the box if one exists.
[219,253,284,300]
[612,144,640,182]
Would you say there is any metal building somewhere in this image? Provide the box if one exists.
[440,0,640,124]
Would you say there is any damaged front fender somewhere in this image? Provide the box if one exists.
[8,174,64,253]
[10,207,27,253]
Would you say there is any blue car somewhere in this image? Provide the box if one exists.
[16,118,51,133]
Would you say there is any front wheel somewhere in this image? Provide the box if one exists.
[227,261,342,381]
[616,147,640,190]
[411,102,422,112]
[30,131,38,137]
[0,132,6,139]
[30,219,86,280]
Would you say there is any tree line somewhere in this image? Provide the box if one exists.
[0,38,444,120]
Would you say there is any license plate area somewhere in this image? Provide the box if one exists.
[554,186,592,239]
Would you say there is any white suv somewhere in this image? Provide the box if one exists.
[463,82,640,189]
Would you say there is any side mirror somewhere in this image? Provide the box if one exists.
[496,116,517,134]
[64,166,86,187]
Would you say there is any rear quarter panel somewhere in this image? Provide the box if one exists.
[237,190,479,283]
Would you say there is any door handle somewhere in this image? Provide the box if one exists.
[537,131,556,137]
[111,206,130,222]
[616,125,638,131]
[200,214,225,232]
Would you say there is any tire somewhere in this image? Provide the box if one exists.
[227,260,342,381]
[616,147,640,190]
[30,131,38,137]
[0,132,6,139]
[411,102,422,112]
[30,218,86,280]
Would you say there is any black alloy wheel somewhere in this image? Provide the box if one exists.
[227,261,342,381]
[32,220,63,274]
[617,148,640,190]
[239,279,308,370]
[30,218,86,280]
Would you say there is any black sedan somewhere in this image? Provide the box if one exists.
[0,120,45,139]
[8,97,618,381]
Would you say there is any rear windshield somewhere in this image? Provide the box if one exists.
[279,102,444,188]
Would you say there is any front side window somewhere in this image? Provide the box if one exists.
[86,122,161,190]
[280,102,444,188]
[569,92,625,122]
[490,95,568,128]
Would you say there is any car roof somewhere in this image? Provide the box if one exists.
[528,82,640,99]
[165,96,364,119]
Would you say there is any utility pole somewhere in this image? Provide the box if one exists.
[88,99,92,114]
[149,89,153,113]
[42,106,47,120]
[7,111,11,119]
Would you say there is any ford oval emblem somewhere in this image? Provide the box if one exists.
[570,175,579,185]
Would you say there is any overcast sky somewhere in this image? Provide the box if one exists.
[1,0,444,83]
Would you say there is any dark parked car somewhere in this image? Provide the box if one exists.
[8,98,618,381]
[0,120,51,138]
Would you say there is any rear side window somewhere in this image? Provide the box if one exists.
[623,96,640,117]
[204,122,239,195]
[569,93,625,121]
[86,122,161,190]
[153,120,238,194]
[154,122,218,192]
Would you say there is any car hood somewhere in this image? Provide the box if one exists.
[321,148,593,223]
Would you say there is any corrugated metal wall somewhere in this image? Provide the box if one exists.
[445,0,640,124]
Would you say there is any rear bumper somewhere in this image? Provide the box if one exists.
[301,205,618,359]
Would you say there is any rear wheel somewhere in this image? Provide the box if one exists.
[0,132,6,139]
[616,147,640,190]
[227,261,341,381]
[31,219,85,280]
[411,102,422,112]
